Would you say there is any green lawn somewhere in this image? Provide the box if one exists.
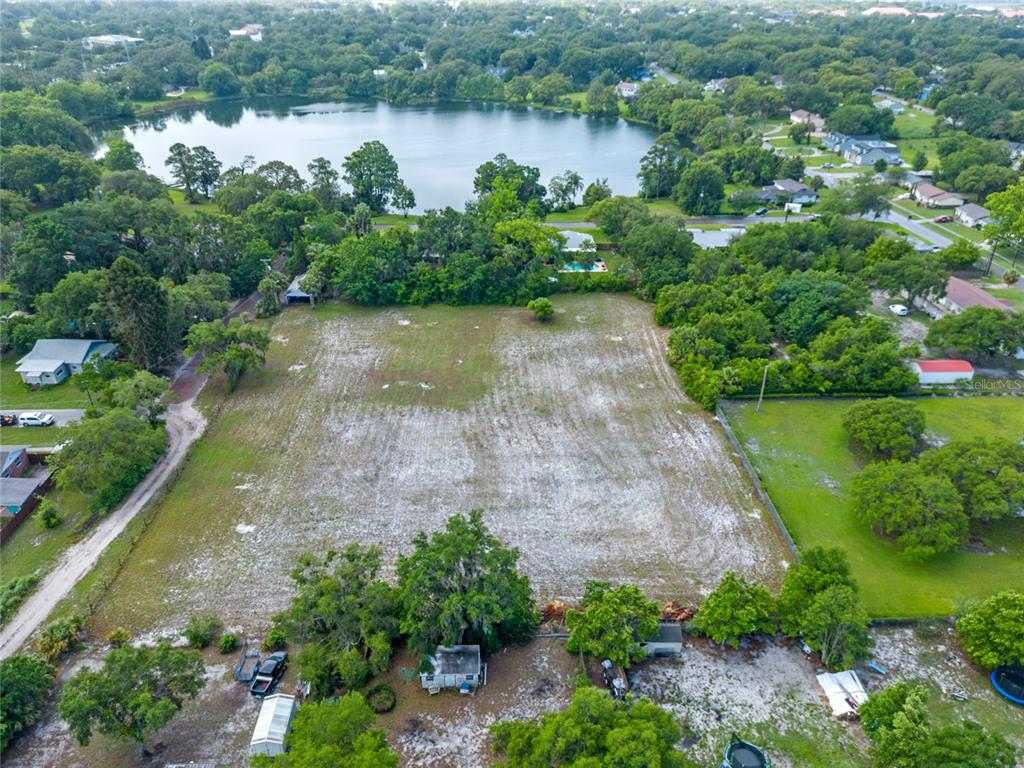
[0,355,91,409]
[557,225,612,244]
[1,490,91,584]
[167,188,221,216]
[545,206,594,223]
[723,398,1024,617]
[891,109,940,169]
[984,285,1024,311]
[131,90,212,115]
[371,213,421,226]
[0,425,68,446]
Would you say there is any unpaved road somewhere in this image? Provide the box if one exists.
[0,398,206,659]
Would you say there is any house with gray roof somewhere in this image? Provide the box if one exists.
[642,621,684,658]
[760,179,818,205]
[1,446,30,479]
[955,203,990,228]
[420,645,486,692]
[874,98,904,115]
[16,339,117,386]
[843,138,902,166]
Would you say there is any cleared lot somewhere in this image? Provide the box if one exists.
[88,294,788,637]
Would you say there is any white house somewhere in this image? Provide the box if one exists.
[955,203,990,228]
[82,34,143,49]
[912,182,964,208]
[229,23,264,41]
[789,109,824,131]
[874,98,904,115]
[420,645,486,692]
[843,139,902,167]
[911,359,974,385]
[760,178,818,205]
[16,339,117,386]
[249,694,296,758]
[615,81,639,99]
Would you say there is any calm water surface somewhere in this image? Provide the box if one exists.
[121,97,659,211]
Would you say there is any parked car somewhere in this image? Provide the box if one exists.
[754,207,768,216]
[932,215,953,223]
[0,414,17,427]
[18,412,55,427]
[250,651,288,697]
[889,304,909,316]
[822,162,834,169]
[840,162,854,168]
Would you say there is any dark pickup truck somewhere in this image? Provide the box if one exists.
[249,651,288,697]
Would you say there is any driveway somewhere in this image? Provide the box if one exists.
[0,397,206,659]
[0,409,84,427]
[650,63,679,84]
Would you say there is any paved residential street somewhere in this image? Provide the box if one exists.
[0,409,84,427]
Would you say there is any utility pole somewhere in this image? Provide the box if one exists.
[755,363,769,413]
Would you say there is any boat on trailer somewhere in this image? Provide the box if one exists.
[991,666,1024,705]
[720,734,771,768]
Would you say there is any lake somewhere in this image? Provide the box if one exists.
[119,97,659,211]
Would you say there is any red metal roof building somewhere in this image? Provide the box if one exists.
[911,359,975,385]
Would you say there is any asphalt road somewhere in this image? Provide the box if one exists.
[0,409,85,427]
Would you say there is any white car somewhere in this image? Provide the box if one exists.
[840,162,854,168]
[888,304,909,317]
[18,412,55,427]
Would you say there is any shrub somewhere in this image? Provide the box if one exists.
[526,297,555,321]
[262,628,288,652]
[38,614,83,662]
[36,499,63,529]
[337,646,369,690]
[218,633,239,654]
[183,614,223,649]
[0,574,39,622]
[106,628,131,648]
[365,683,397,714]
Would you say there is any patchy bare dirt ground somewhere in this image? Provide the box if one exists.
[88,294,789,635]
[7,295,795,768]
[378,638,578,767]
[630,636,868,767]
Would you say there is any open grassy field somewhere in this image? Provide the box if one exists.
[167,188,221,216]
[722,397,1024,617]
[87,294,788,637]
[891,108,939,168]
[0,355,91,409]
[0,426,68,446]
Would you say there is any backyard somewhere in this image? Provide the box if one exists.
[722,397,1024,617]
[84,294,789,638]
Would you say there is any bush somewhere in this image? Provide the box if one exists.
[36,499,63,529]
[183,614,223,649]
[0,574,39,622]
[692,571,776,648]
[262,628,288,652]
[38,614,83,662]
[526,297,554,321]
[365,684,397,714]
[106,628,131,647]
[218,633,239,654]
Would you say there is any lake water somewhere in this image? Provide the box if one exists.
[120,97,658,211]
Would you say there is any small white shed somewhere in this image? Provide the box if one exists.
[249,693,296,757]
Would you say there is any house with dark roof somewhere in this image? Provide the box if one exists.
[15,339,117,386]
[642,621,684,658]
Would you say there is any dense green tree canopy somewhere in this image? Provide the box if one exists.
[566,582,661,669]
[842,398,926,462]
[955,590,1024,668]
[396,510,538,657]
